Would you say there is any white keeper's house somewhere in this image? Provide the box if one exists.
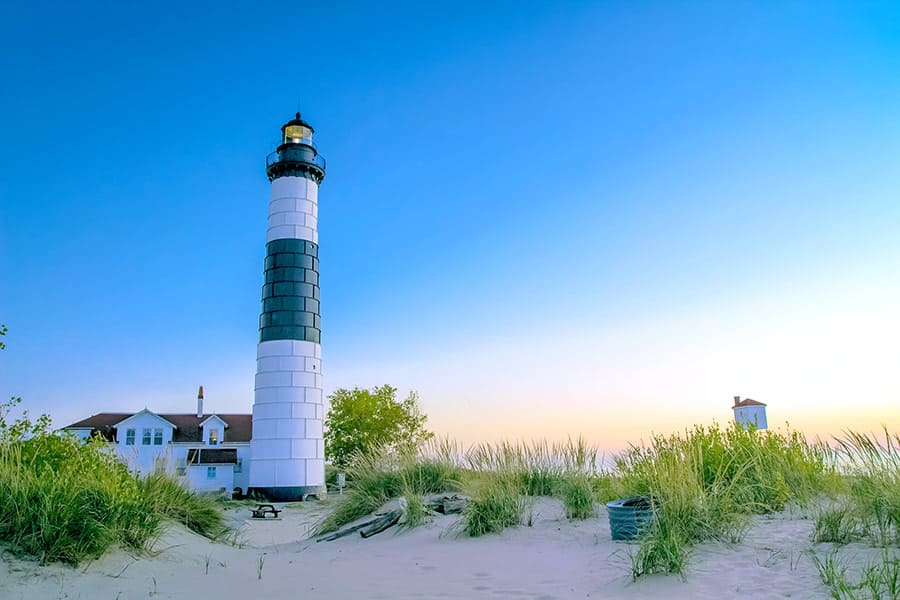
[62,387,251,495]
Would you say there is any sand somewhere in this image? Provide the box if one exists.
[0,498,885,599]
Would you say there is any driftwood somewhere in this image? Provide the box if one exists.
[318,494,463,542]
[359,509,402,538]
[425,494,470,514]
[442,498,467,514]
[316,517,379,542]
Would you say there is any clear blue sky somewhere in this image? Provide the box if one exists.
[2,2,899,448]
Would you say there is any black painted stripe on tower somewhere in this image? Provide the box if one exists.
[259,239,320,343]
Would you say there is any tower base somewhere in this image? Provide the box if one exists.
[248,485,326,502]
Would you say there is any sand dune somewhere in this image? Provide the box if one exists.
[0,498,878,599]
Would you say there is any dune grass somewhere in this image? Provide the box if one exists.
[315,438,602,536]
[559,473,596,520]
[615,423,836,578]
[315,422,900,586]
[313,443,465,535]
[465,438,600,497]
[0,432,225,565]
[460,476,526,536]
[814,429,900,547]
[810,548,900,600]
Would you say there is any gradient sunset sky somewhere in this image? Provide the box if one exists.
[1,2,899,451]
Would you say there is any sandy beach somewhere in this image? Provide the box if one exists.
[1,497,879,599]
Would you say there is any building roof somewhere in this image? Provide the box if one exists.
[113,409,178,430]
[64,413,131,441]
[62,412,252,443]
[733,398,767,408]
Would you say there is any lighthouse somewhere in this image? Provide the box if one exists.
[249,113,326,500]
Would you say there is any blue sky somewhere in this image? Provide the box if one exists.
[2,2,899,448]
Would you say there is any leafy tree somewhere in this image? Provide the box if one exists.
[324,385,433,468]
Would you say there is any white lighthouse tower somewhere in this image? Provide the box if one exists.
[249,113,326,500]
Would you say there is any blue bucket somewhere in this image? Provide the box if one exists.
[606,496,654,541]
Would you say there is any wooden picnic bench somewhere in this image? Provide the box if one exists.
[251,504,281,519]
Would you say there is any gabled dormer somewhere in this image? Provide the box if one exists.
[198,414,228,446]
[113,409,177,448]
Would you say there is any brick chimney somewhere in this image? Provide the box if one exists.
[197,386,204,418]
[733,395,740,407]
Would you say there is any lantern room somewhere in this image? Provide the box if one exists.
[266,112,326,183]
[281,113,314,146]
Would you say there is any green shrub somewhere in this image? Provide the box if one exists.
[325,463,339,487]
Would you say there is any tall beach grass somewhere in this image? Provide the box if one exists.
[313,441,465,535]
[316,437,607,536]
[314,421,900,585]
[0,432,225,565]
[814,429,900,547]
[616,423,836,578]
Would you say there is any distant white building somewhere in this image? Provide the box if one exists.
[732,395,768,430]
[62,387,251,495]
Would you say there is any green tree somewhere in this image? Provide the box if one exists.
[324,385,433,468]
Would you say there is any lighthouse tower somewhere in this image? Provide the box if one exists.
[249,113,326,500]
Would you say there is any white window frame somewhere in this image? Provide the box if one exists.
[153,428,163,446]
[125,428,136,445]
[142,428,151,445]
[207,466,216,479]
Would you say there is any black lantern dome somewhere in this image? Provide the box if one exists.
[266,113,326,183]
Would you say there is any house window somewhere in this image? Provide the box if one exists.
[153,428,163,445]
[235,458,243,473]
[142,428,151,445]
[209,428,219,446]
[175,458,186,476]
[207,466,216,479]
[125,428,135,445]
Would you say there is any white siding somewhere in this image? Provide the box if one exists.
[113,412,175,475]
[267,176,318,244]
[734,405,768,430]
[186,464,234,493]
[251,338,324,490]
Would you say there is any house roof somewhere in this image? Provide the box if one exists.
[733,398,767,408]
[113,409,178,430]
[64,413,130,441]
[62,413,252,442]
[198,414,227,428]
